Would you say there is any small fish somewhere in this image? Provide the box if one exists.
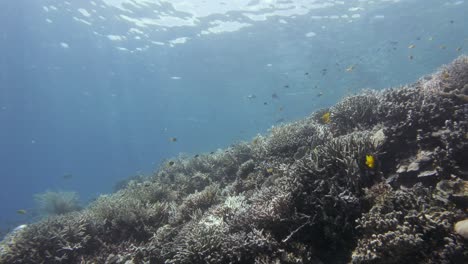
[321,112,331,124]
[440,45,446,49]
[279,106,284,111]
[345,65,355,72]
[304,72,309,75]
[263,102,268,105]
[16,209,27,215]
[408,44,416,49]
[62,173,73,180]
[194,154,199,158]
[321,69,327,76]
[169,137,177,142]
[317,92,323,97]
[456,47,463,52]
[167,161,175,166]
[210,151,215,154]
[449,20,454,24]
[247,94,256,99]
[409,55,414,60]
[365,155,375,169]
[283,85,289,88]
[428,36,433,41]
[266,168,274,174]
[416,37,421,40]
[272,93,279,99]
[276,118,285,123]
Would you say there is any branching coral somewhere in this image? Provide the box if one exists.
[330,91,383,135]
[352,184,466,264]
[2,56,468,264]
[251,118,328,161]
[34,191,81,216]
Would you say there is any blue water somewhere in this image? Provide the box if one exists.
[0,0,466,234]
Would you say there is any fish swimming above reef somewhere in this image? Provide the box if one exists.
[3,56,468,264]
[345,65,355,72]
[16,210,27,215]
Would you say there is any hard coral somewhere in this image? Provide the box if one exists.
[2,56,468,264]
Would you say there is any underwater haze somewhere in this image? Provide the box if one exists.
[0,0,466,233]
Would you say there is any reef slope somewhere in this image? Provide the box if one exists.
[1,56,468,264]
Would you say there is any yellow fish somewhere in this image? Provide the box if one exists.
[365,155,375,169]
[266,168,274,174]
[321,112,331,124]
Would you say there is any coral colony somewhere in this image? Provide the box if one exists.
[1,56,468,263]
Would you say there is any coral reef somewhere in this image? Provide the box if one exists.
[34,191,82,216]
[1,56,467,263]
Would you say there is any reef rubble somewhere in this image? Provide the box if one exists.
[1,56,467,264]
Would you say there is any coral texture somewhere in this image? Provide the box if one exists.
[1,56,467,264]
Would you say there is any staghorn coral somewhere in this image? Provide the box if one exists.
[251,118,329,161]
[173,184,221,224]
[329,91,383,135]
[2,56,468,264]
[352,184,466,264]
[34,191,81,216]
[0,213,98,264]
